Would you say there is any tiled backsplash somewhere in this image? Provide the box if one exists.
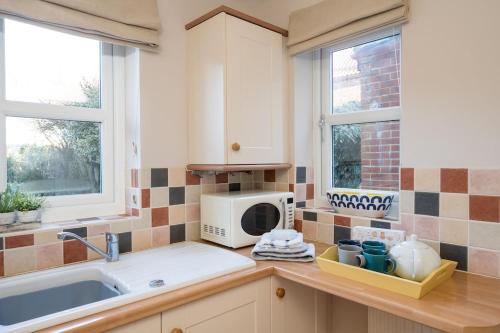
[0,166,290,278]
[293,166,500,279]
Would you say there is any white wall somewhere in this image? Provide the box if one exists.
[138,0,320,168]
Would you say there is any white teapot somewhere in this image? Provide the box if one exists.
[389,234,441,282]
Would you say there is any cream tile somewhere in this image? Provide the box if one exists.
[439,193,469,220]
[276,183,289,192]
[152,226,170,247]
[150,187,169,208]
[470,169,500,195]
[295,184,306,202]
[36,243,63,270]
[240,172,253,183]
[414,168,440,192]
[295,209,303,220]
[201,184,216,194]
[139,168,151,189]
[228,172,240,183]
[4,247,36,276]
[392,213,414,235]
[132,229,152,252]
[186,222,201,241]
[302,221,317,241]
[241,183,253,191]
[253,182,263,190]
[318,212,334,224]
[87,223,110,237]
[253,170,264,182]
[34,229,61,245]
[169,205,185,225]
[421,239,440,254]
[109,220,132,233]
[186,204,200,222]
[276,170,288,183]
[87,236,107,260]
[185,185,201,204]
[469,221,500,251]
[468,247,500,278]
[350,217,371,228]
[316,223,334,244]
[288,168,295,184]
[201,174,215,185]
[216,184,229,192]
[263,183,276,191]
[439,218,468,246]
[399,191,415,214]
[414,215,439,241]
[169,167,186,187]
[133,209,151,230]
[306,200,314,208]
[306,167,314,183]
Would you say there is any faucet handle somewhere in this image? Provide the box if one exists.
[105,232,119,243]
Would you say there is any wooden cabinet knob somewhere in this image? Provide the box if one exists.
[171,329,183,333]
[276,287,286,298]
[231,142,240,151]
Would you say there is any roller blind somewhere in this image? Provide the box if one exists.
[288,0,408,55]
[0,0,161,50]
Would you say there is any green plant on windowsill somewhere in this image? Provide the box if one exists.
[0,189,16,225]
[13,191,45,223]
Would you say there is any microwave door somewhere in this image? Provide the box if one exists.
[240,203,281,236]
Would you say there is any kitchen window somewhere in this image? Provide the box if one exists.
[314,28,401,213]
[0,19,125,221]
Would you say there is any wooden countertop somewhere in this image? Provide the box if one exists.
[39,242,500,333]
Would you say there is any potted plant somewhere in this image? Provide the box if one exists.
[0,190,15,225]
[13,192,45,223]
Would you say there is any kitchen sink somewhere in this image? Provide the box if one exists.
[0,280,122,326]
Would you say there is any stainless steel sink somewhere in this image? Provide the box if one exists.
[0,280,122,326]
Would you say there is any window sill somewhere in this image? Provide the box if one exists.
[296,206,400,225]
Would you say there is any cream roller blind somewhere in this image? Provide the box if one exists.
[0,0,161,50]
[288,0,408,55]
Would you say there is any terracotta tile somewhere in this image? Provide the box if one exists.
[470,169,500,195]
[152,226,170,247]
[400,168,414,190]
[439,193,469,220]
[131,169,139,188]
[141,189,150,208]
[169,205,185,225]
[414,215,439,241]
[0,252,3,276]
[132,229,152,252]
[306,184,314,200]
[5,234,34,249]
[439,218,468,246]
[63,240,88,264]
[186,171,201,185]
[152,207,169,227]
[414,168,440,192]
[334,215,351,227]
[294,209,303,220]
[215,173,228,183]
[302,221,317,241]
[87,223,110,237]
[186,222,201,241]
[468,248,500,278]
[186,204,200,222]
[469,195,499,222]
[289,184,294,193]
[293,219,302,232]
[264,170,276,182]
[316,223,334,245]
[469,221,500,251]
[131,208,140,217]
[440,168,468,193]
[36,243,63,270]
[4,247,36,275]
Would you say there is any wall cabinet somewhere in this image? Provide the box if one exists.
[187,12,286,165]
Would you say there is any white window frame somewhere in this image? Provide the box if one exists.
[0,19,125,222]
[313,27,402,208]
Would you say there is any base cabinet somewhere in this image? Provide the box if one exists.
[161,278,271,333]
[105,314,161,333]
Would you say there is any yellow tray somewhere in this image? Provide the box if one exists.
[317,246,457,299]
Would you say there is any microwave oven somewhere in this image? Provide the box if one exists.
[201,191,294,248]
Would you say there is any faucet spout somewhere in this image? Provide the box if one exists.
[57,231,119,262]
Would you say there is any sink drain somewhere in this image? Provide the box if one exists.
[149,279,165,288]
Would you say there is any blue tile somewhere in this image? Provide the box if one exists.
[170,224,185,244]
[296,167,306,184]
[440,243,467,271]
[229,183,241,192]
[371,220,391,229]
[169,187,185,205]
[414,192,439,216]
[0,237,3,250]
[118,232,132,254]
[302,211,317,222]
[62,227,87,239]
[334,226,351,244]
[151,168,168,187]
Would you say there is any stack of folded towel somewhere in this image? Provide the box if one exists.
[251,229,315,262]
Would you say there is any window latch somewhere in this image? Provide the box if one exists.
[318,114,326,142]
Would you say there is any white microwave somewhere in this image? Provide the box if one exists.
[201,191,295,248]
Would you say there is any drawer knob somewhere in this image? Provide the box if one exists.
[276,287,286,298]
[171,329,183,333]
[231,142,240,151]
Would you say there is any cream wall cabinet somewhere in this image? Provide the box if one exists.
[161,278,271,333]
[187,12,286,165]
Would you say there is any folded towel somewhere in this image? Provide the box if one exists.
[259,230,303,248]
[253,243,310,254]
[251,243,315,262]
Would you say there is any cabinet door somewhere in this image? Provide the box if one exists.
[271,276,329,333]
[105,314,161,333]
[162,278,271,333]
[226,15,285,164]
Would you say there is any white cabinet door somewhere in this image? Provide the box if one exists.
[161,278,271,333]
[226,15,284,164]
[105,314,161,333]
[271,276,329,333]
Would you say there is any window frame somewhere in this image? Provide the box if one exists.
[313,27,402,208]
[0,19,125,222]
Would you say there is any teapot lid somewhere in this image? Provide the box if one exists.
[403,234,431,249]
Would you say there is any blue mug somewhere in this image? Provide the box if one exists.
[361,248,396,274]
[361,241,386,251]
[338,239,361,247]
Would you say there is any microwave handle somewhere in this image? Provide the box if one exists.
[281,198,287,229]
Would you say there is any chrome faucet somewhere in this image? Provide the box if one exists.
[57,231,120,262]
